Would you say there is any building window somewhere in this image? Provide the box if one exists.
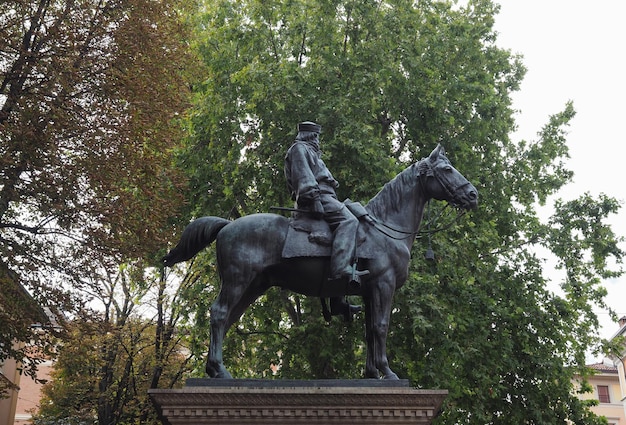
[597,385,610,403]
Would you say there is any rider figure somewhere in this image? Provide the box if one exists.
[284,121,368,287]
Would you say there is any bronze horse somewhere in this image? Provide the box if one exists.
[163,144,477,379]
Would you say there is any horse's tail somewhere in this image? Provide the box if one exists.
[162,216,230,267]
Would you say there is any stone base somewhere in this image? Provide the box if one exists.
[149,379,447,425]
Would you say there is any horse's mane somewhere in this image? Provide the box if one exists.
[366,161,422,218]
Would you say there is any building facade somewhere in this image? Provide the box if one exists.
[0,349,23,425]
[609,316,626,422]
[580,361,626,425]
[0,265,50,425]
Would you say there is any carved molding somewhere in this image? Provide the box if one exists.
[150,384,447,425]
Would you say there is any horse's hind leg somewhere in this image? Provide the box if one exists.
[206,274,266,378]
[206,294,232,378]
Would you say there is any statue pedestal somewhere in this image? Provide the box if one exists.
[149,379,447,425]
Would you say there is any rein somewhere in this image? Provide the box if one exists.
[368,203,466,240]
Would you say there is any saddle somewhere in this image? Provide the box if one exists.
[281,200,373,323]
[281,201,373,259]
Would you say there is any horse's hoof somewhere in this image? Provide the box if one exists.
[365,371,379,379]
[206,361,233,379]
[209,369,233,379]
[383,372,400,380]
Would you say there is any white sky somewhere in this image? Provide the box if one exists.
[493,0,626,355]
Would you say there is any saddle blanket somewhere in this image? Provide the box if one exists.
[281,216,374,259]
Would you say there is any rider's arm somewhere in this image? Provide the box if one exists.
[286,143,321,206]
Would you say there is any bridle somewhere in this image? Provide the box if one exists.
[368,157,469,240]
[418,156,474,209]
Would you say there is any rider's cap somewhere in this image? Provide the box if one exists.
[298,121,321,133]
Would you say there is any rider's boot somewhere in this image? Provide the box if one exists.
[332,264,369,291]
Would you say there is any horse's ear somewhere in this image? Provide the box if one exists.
[429,144,443,161]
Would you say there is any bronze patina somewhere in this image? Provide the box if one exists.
[163,144,477,380]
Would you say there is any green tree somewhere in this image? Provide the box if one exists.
[172,0,622,423]
[0,0,196,386]
[34,319,188,425]
[33,263,196,425]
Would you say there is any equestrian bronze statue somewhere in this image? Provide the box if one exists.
[163,144,478,379]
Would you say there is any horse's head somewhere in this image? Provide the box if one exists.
[419,144,478,210]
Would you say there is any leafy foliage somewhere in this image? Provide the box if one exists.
[4,0,621,423]
[0,0,197,387]
[174,0,623,424]
[33,263,196,425]
[34,318,189,425]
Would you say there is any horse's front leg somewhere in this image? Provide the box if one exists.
[364,278,399,380]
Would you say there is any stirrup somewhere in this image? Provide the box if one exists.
[349,268,369,285]
[329,265,369,288]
